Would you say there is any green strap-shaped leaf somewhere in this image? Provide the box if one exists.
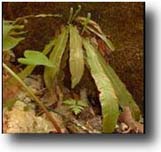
[83,38,119,133]
[69,25,84,88]
[94,45,141,120]
[42,38,55,55]
[44,27,68,90]
[18,50,54,67]
[18,65,35,80]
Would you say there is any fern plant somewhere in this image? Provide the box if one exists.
[3,6,141,133]
[63,99,88,115]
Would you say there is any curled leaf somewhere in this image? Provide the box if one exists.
[87,26,115,51]
[118,107,143,133]
[76,16,103,34]
[83,38,119,133]
[76,17,115,51]
[69,25,84,88]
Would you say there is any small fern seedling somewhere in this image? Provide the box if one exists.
[63,99,88,115]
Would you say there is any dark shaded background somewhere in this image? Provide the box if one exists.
[2,2,144,111]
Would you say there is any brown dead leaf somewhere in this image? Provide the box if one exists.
[118,106,144,133]
[3,72,21,102]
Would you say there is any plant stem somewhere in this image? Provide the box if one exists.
[71,5,82,22]
[3,63,62,133]
[81,13,91,35]
[67,7,73,24]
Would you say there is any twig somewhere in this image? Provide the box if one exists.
[3,63,62,133]
[14,14,62,25]
[70,118,101,133]
[48,108,100,133]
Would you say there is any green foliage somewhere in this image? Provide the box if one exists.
[76,17,115,51]
[3,21,14,36]
[42,38,56,55]
[81,13,91,34]
[87,26,115,51]
[63,99,88,115]
[44,27,69,90]
[17,65,36,80]
[18,50,54,67]
[3,20,25,50]
[16,38,55,80]
[71,5,82,22]
[69,25,84,88]
[95,50,141,120]
[83,38,119,133]
[4,9,141,133]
